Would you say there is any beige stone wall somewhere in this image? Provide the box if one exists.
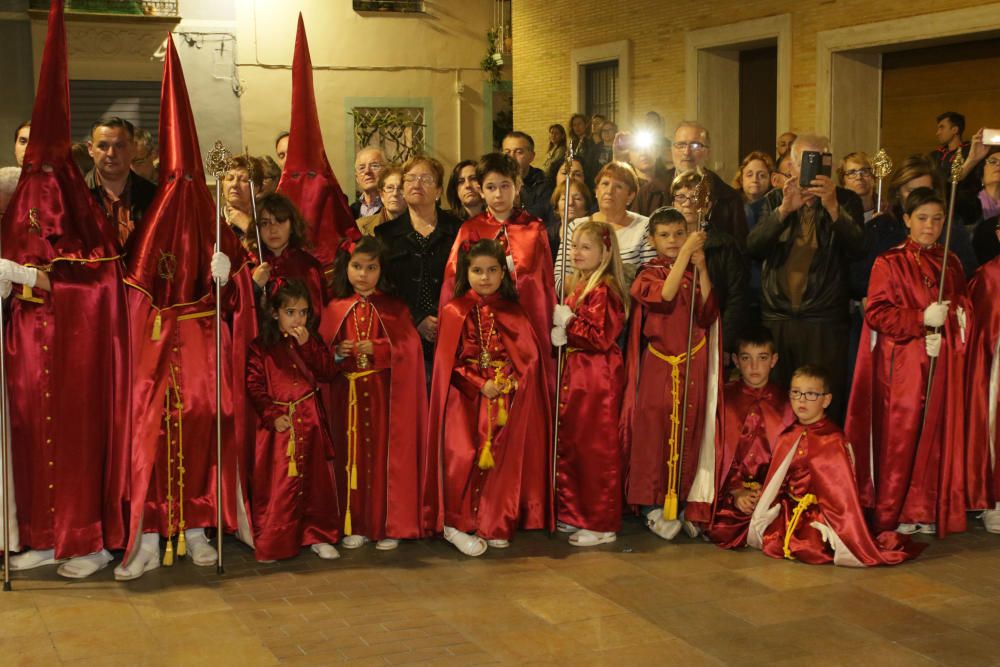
[512,0,990,166]
[233,0,496,196]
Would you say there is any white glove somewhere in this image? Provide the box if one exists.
[553,303,575,328]
[0,259,37,288]
[956,306,967,344]
[550,325,567,347]
[0,280,10,299]
[925,332,942,358]
[923,301,949,328]
[211,252,231,287]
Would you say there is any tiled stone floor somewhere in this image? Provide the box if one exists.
[3,515,1000,666]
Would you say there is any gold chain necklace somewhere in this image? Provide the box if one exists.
[475,305,496,370]
[353,297,374,369]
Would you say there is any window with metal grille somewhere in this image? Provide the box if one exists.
[584,60,619,123]
[70,79,161,145]
[29,0,179,16]
[353,0,425,13]
[351,107,426,165]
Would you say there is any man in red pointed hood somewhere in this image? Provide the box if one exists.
[0,0,129,579]
[113,33,257,581]
[277,14,355,275]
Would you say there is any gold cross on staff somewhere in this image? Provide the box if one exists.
[872,148,893,180]
[206,140,233,179]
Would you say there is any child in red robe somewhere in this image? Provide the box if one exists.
[706,327,789,549]
[845,188,974,537]
[749,365,924,566]
[247,278,341,562]
[550,220,628,546]
[251,193,331,325]
[427,239,553,556]
[966,218,1000,533]
[319,234,429,550]
[622,207,723,540]
[440,153,555,375]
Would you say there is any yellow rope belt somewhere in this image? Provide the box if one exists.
[461,361,514,471]
[783,492,817,560]
[341,370,379,535]
[151,308,217,341]
[272,389,318,479]
[647,338,706,520]
[162,363,187,566]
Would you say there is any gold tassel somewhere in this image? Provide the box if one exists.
[163,537,175,566]
[662,493,678,523]
[176,529,187,557]
[151,313,162,341]
[344,510,352,536]
[350,464,358,490]
[288,458,299,477]
[478,434,495,470]
[496,396,508,427]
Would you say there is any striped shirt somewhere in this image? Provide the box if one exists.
[554,212,654,293]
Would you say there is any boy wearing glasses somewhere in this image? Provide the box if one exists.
[748,365,923,566]
[706,328,789,549]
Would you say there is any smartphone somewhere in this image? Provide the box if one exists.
[984,128,1000,146]
[799,150,833,187]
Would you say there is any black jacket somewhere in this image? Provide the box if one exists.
[634,166,749,246]
[747,187,864,323]
[521,166,553,222]
[703,228,749,353]
[84,169,157,251]
[374,207,460,325]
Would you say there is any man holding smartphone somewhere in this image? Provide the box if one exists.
[746,134,864,422]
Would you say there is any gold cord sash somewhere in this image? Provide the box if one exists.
[162,364,187,566]
[341,370,379,535]
[272,389,318,478]
[647,338,706,520]
[783,492,817,560]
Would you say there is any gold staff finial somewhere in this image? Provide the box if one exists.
[950,149,965,184]
[206,140,232,179]
[872,148,893,180]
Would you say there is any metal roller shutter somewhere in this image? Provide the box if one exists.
[69,79,161,145]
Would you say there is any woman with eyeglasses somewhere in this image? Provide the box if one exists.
[357,166,406,235]
[836,152,877,222]
[375,156,461,375]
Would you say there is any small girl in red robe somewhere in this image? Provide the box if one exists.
[246,278,341,562]
[549,220,628,546]
[622,207,723,541]
[251,193,330,325]
[706,327,789,549]
[440,153,555,374]
[845,187,974,537]
[749,365,923,566]
[427,239,553,556]
[319,234,429,550]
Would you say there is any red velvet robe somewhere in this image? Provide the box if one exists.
[319,293,428,540]
[262,246,331,323]
[966,256,1000,509]
[845,239,975,537]
[622,258,723,523]
[556,280,626,532]
[246,336,340,560]
[439,209,556,381]
[748,418,924,566]
[426,291,553,540]
[706,381,789,549]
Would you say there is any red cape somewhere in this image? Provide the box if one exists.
[748,418,924,566]
[319,292,430,537]
[425,291,554,535]
[844,240,975,537]
[967,255,1000,506]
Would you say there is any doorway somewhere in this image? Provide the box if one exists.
[739,46,778,160]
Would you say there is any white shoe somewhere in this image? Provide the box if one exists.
[443,526,487,557]
[341,535,369,549]
[569,529,616,547]
[983,509,1000,534]
[486,539,510,549]
[114,536,161,582]
[185,529,218,566]
[9,549,63,571]
[375,539,399,551]
[917,523,937,535]
[57,549,112,579]
[649,517,682,541]
[682,520,701,539]
[311,543,341,560]
[896,523,920,535]
[556,521,578,533]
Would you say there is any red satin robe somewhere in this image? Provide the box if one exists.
[845,239,975,537]
[246,336,340,560]
[426,291,553,540]
[749,418,924,566]
[319,293,428,540]
[556,281,626,532]
[439,209,555,380]
[966,256,1000,509]
[263,246,331,323]
[622,258,723,523]
[706,381,788,549]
